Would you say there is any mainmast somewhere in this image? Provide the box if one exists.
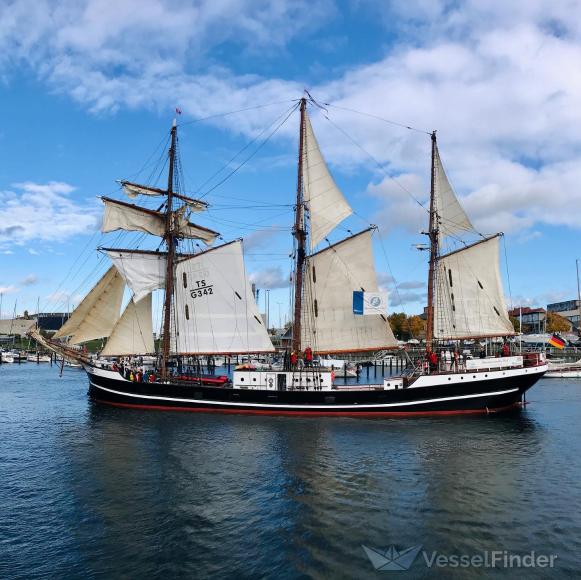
[160,120,178,379]
[291,97,307,354]
[425,131,439,352]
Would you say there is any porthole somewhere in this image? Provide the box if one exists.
[185,304,190,320]
[240,377,245,382]
[182,272,187,288]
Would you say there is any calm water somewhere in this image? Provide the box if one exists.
[1,364,581,579]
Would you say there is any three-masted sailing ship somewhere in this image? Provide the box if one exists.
[38,99,547,415]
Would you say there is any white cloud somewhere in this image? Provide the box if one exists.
[21,274,38,286]
[2,1,581,236]
[0,285,18,294]
[0,181,99,249]
[249,266,289,289]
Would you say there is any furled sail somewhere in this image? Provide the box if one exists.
[105,249,166,303]
[434,145,474,238]
[302,111,353,249]
[101,197,219,244]
[120,181,207,211]
[54,266,125,344]
[173,240,275,354]
[434,235,515,339]
[100,293,154,356]
[301,229,398,353]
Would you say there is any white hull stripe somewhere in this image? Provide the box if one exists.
[90,382,519,410]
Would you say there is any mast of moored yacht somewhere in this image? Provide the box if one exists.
[291,97,307,354]
[160,120,178,379]
[425,131,439,353]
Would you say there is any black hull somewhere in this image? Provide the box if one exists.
[86,367,545,416]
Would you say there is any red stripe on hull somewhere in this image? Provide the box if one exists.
[92,399,523,417]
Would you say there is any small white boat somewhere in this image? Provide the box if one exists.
[26,353,52,362]
[1,353,15,363]
[545,359,581,379]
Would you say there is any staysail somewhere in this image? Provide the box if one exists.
[301,229,398,353]
[53,266,125,344]
[173,240,275,354]
[434,235,515,339]
[105,249,167,303]
[302,111,353,249]
[100,294,154,356]
[434,145,474,239]
[101,197,219,244]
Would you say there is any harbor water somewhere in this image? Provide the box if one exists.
[1,363,581,578]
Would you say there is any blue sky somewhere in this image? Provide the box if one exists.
[1,0,581,327]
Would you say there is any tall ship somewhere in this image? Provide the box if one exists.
[34,97,547,415]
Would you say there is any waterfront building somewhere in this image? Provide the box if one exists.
[508,307,546,334]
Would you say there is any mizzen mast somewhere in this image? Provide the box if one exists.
[160,120,178,379]
[291,97,307,354]
[425,131,439,352]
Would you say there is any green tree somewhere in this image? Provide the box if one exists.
[510,316,520,332]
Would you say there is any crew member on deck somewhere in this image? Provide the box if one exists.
[427,350,438,373]
[290,351,298,367]
[502,341,510,357]
[304,346,313,367]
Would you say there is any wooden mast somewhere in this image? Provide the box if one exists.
[425,131,439,352]
[291,97,307,354]
[160,119,178,379]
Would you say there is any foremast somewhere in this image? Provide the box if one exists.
[160,120,177,380]
[425,131,439,353]
[291,97,307,354]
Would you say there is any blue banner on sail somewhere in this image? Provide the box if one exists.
[353,291,388,315]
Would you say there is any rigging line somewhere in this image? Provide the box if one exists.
[126,132,172,182]
[40,229,102,313]
[502,234,514,311]
[375,228,414,324]
[321,114,429,213]
[177,99,296,127]
[210,192,293,206]
[189,102,299,195]
[324,103,431,135]
[198,102,301,200]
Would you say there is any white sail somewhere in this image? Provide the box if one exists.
[54,266,125,344]
[301,229,398,353]
[106,250,166,303]
[303,111,352,249]
[434,146,474,238]
[434,235,515,339]
[173,240,274,354]
[100,294,154,356]
[101,197,218,244]
[121,181,167,198]
[120,181,207,212]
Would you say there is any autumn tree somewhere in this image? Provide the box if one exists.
[407,315,426,339]
[510,316,520,332]
[387,312,407,339]
[546,311,571,333]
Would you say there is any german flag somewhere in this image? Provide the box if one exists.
[548,334,566,349]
